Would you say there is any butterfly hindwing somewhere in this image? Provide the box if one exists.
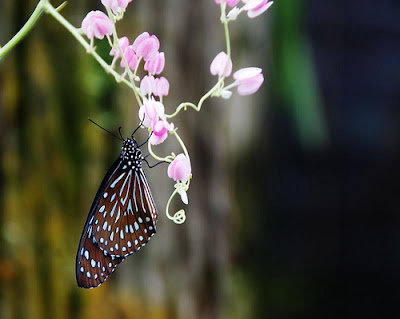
[76,159,125,288]
[76,222,124,288]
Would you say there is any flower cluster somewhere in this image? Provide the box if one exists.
[79,0,273,223]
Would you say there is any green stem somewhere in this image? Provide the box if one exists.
[171,130,190,165]
[165,78,223,118]
[224,23,231,57]
[147,141,174,162]
[0,0,47,61]
[43,2,135,91]
[221,5,231,57]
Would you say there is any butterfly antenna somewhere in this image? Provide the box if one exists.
[138,131,153,148]
[118,127,125,140]
[131,114,146,138]
[88,118,123,141]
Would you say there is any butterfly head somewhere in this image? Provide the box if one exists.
[120,138,143,169]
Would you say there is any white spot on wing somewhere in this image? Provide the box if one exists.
[110,172,126,188]
[115,207,121,223]
[110,201,118,218]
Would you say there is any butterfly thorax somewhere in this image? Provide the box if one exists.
[120,139,143,171]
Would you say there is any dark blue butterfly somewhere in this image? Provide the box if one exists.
[76,122,158,288]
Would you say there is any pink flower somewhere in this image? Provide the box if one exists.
[81,11,113,40]
[109,36,130,58]
[144,52,165,75]
[214,0,240,7]
[140,75,156,96]
[167,154,191,182]
[132,32,150,51]
[120,46,138,70]
[242,0,273,18]
[210,51,232,77]
[138,99,165,128]
[153,77,170,97]
[101,0,133,15]
[233,67,264,95]
[132,32,160,61]
[150,120,171,145]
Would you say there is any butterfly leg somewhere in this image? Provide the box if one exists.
[143,158,166,168]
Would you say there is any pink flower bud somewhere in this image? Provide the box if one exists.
[210,51,232,77]
[132,32,160,61]
[81,11,113,40]
[132,32,150,51]
[138,99,165,128]
[101,0,133,15]
[214,0,240,7]
[233,67,264,95]
[153,77,170,97]
[242,0,273,18]
[140,75,156,96]
[150,120,170,145]
[167,154,191,182]
[144,52,165,75]
[109,36,130,58]
[120,46,138,70]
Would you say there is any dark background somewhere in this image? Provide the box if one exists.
[239,1,400,318]
[1,0,399,318]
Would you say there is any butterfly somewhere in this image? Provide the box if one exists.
[76,122,158,288]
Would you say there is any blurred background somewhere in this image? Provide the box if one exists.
[1,0,400,318]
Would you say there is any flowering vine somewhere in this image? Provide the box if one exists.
[0,0,274,224]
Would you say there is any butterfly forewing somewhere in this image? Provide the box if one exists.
[92,165,158,257]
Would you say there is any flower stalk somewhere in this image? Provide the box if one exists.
[0,0,273,224]
[0,0,47,61]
